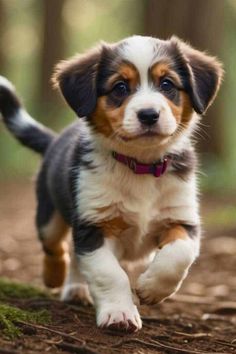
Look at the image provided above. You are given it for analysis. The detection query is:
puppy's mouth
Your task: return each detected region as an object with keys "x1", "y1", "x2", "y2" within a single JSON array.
[{"x1": 118, "y1": 129, "x2": 171, "y2": 142}]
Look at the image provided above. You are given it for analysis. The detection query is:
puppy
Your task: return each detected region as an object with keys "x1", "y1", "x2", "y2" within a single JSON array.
[{"x1": 0, "y1": 35, "x2": 223, "y2": 332}]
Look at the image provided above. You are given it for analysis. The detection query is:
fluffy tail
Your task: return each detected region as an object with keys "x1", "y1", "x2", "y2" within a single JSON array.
[{"x1": 0, "y1": 76, "x2": 56, "y2": 155}]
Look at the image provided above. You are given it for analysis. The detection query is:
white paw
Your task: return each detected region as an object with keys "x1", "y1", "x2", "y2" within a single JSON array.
[
  {"x1": 136, "y1": 272, "x2": 182, "y2": 305},
  {"x1": 61, "y1": 283, "x2": 93, "y2": 305},
  {"x1": 97, "y1": 304, "x2": 142, "y2": 332}
]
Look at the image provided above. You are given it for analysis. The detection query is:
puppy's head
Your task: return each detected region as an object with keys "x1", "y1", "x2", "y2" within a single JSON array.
[{"x1": 53, "y1": 36, "x2": 223, "y2": 147}]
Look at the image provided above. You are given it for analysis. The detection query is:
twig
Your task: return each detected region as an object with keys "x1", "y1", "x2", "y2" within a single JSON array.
[
  {"x1": 28, "y1": 298, "x2": 93, "y2": 313},
  {"x1": 112, "y1": 337, "x2": 227, "y2": 354},
  {"x1": 112, "y1": 338, "x2": 164, "y2": 350},
  {"x1": 214, "y1": 340, "x2": 236, "y2": 349},
  {"x1": 174, "y1": 331, "x2": 236, "y2": 349},
  {"x1": 174, "y1": 331, "x2": 212, "y2": 338},
  {"x1": 44, "y1": 339, "x2": 63, "y2": 345},
  {"x1": 142, "y1": 315, "x2": 163, "y2": 322},
  {"x1": 16, "y1": 320, "x2": 86, "y2": 346},
  {"x1": 56, "y1": 342, "x2": 98, "y2": 354},
  {"x1": 173, "y1": 294, "x2": 236, "y2": 308},
  {"x1": 172, "y1": 294, "x2": 215, "y2": 304},
  {"x1": 0, "y1": 349, "x2": 20, "y2": 354},
  {"x1": 151, "y1": 338, "x2": 227, "y2": 354}
]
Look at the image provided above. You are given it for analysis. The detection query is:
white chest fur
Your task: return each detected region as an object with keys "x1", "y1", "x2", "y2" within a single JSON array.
[{"x1": 76, "y1": 152, "x2": 199, "y2": 238}]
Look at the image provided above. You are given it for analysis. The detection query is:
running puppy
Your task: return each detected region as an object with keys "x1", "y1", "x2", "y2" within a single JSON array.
[{"x1": 0, "y1": 35, "x2": 223, "y2": 332}]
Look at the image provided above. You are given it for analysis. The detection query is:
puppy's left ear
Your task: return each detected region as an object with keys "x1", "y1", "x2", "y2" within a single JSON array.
[
  {"x1": 52, "y1": 45, "x2": 103, "y2": 117},
  {"x1": 171, "y1": 37, "x2": 224, "y2": 114}
]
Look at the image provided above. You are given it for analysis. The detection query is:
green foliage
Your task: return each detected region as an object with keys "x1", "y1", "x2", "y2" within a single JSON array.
[
  {"x1": 200, "y1": 157, "x2": 236, "y2": 194},
  {"x1": 0, "y1": 278, "x2": 49, "y2": 300},
  {"x1": 64, "y1": 0, "x2": 145, "y2": 53},
  {"x1": 0, "y1": 303, "x2": 50, "y2": 338},
  {"x1": 204, "y1": 204, "x2": 236, "y2": 229},
  {"x1": 0, "y1": 129, "x2": 40, "y2": 178},
  {"x1": 0, "y1": 278, "x2": 51, "y2": 338}
]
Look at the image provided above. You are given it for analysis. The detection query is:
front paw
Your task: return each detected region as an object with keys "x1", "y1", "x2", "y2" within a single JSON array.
[
  {"x1": 136, "y1": 273, "x2": 176, "y2": 305},
  {"x1": 97, "y1": 304, "x2": 142, "y2": 332}
]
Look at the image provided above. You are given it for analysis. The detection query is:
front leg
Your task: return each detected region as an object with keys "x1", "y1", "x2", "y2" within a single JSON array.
[
  {"x1": 136, "y1": 224, "x2": 200, "y2": 305},
  {"x1": 73, "y1": 221, "x2": 142, "y2": 332}
]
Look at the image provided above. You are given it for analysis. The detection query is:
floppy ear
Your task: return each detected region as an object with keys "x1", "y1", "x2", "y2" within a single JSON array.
[
  {"x1": 52, "y1": 45, "x2": 103, "y2": 117},
  {"x1": 171, "y1": 37, "x2": 224, "y2": 114}
]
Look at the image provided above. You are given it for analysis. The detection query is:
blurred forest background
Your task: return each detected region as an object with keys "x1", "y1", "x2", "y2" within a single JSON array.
[{"x1": 0, "y1": 0, "x2": 236, "y2": 197}]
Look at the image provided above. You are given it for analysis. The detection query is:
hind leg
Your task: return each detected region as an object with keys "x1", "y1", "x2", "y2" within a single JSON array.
[
  {"x1": 36, "y1": 175, "x2": 92, "y2": 303},
  {"x1": 36, "y1": 177, "x2": 70, "y2": 288},
  {"x1": 38, "y1": 211, "x2": 70, "y2": 288},
  {"x1": 38, "y1": 205, "x2": 92, "y2": 304}
]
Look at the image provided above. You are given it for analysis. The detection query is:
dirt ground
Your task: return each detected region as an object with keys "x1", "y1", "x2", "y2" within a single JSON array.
[{"x1": 0, "y1": 181, "x2": 236, "y2": 354}]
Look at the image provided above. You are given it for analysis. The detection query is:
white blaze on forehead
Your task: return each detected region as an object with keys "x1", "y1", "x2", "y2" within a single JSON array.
[{"x1": 119, "y1": 36, "x2": 162, "y2": 85}]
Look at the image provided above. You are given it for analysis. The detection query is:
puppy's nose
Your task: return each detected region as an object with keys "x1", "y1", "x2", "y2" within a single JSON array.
[{"x1": 137, "y1": 108, "x2": 159, "y2": 126}]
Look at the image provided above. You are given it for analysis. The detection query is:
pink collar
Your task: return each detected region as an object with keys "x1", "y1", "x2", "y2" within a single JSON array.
[{"x1": 112, "y1": 151, "x2": 170, "y2": 177}]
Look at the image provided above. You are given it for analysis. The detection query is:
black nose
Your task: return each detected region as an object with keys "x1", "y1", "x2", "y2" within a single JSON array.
[{"x1": 137, "y1": 108, "x2": 159, "y2": 126}]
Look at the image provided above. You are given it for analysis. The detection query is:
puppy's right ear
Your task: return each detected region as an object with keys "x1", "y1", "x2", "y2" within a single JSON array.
[{"x1": 52, "y1": 46, "x2": 103, "y2": 117}]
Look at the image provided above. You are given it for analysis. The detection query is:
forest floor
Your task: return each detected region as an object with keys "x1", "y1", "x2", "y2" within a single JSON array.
[{"x1": 0, "y1": 181, "x2": 236, "y2": 354}]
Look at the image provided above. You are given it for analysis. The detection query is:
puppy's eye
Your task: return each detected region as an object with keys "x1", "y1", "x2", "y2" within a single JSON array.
[
  {"x1": 160, "y1": 79, "x2": 175, "y2": 92},
  {"x1": 112, "y1": 81, "x2": 129, "y2": 96}
]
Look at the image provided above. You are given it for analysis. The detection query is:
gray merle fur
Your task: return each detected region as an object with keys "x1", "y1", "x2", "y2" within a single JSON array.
[{"x1": 0, "y1": 84, "x2": 55, "y2": 154}]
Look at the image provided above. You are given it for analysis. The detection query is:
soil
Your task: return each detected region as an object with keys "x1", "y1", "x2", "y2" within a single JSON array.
[{"x1": 0, "y1": 181, "x2": 236, "y2": 354}]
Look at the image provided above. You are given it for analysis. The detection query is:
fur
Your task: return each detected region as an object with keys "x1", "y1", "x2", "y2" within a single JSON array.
[{"x1": 0, "y1": 35, "x2": 223, "y2": 333}]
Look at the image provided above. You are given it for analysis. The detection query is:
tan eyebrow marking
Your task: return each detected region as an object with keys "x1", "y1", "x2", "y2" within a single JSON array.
[
  {"x1": 106, "y1": 62, "x2": 140, "y2": 91},
  {"x1": 151, "y1": 62, "x2": 182, "y2": 87}
]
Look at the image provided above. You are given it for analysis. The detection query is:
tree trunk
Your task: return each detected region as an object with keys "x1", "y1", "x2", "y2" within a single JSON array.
[
  {"x1": 145, "y1": 0, "x2": 225, "y2": 158},
  {"x1": 39, "y1": 0, "x2": 65, "y2": 122}
]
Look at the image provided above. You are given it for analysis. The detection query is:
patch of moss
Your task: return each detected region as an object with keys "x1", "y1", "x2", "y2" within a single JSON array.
[
  {"x1": 0, "y1": 303, "x2": 51, "y2": 338},
  {"x1": 0, "y1": 278, "x2": 49, "y2": 300}
]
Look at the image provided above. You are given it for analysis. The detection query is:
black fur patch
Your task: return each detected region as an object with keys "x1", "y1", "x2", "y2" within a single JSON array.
[
  {"x1": 170, "y1": 149, "x2": 197, "y2": 179},
  {"x1": 55, "y1": 49, "x2": 102, "y2": 117},
  {"x1": 15, "y1": 125, "x2": 55, "y2": 155},
  {"x1": 169, "y1": 37, "x2": 222, "y2": 114},
  {"x1": 0, "y1": 85, "x2": 20, "y2": 117},
  {"x1": 186, "y1": 52, "x2": 220, "y2": 113},
  {"x1": 160, "y1": 86, "x2": 180, "y2": 106},
  {"x1": 73, "y1": 219, "x2": 104, "y2": 255},
  {"x1": 106, "y1": 88, "x2": 130, "y2": 108},
  {"x1": 72, "y1": 138, "x2": 96, "y2": 172},
  {"x1": 67, "y1": 127, "x2": 103, "y2": 255},
  {"x1": 36, "y1": 166, "x2": 56, "y2": 240},
  {"x1": 181, "y1": 224, "x2": 199, "y2": 239},
  {"x1": 96, "y1": 46, "x2": 120, "y2": 96},
  {"x1": 55, "y1": 44, "x2": 121, "y2": 118}
]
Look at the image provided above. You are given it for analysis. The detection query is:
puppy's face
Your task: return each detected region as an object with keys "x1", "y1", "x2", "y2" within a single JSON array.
[{"x1": 54, "y1": 36, "x2": 223, "y2": 148}]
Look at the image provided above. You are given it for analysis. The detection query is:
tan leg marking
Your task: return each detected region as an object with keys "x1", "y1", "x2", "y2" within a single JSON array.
[
  {"x1": 40, "y1": 212, "x2": 70, "y2": 288},
  {"x1": 159, "y1": 224, "x2": 188, "y2": 249}
]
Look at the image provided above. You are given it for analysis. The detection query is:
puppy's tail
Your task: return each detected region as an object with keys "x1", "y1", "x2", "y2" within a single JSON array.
[{"x1": 0, "y1": 76, "x2": 56, "y2": 155}]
